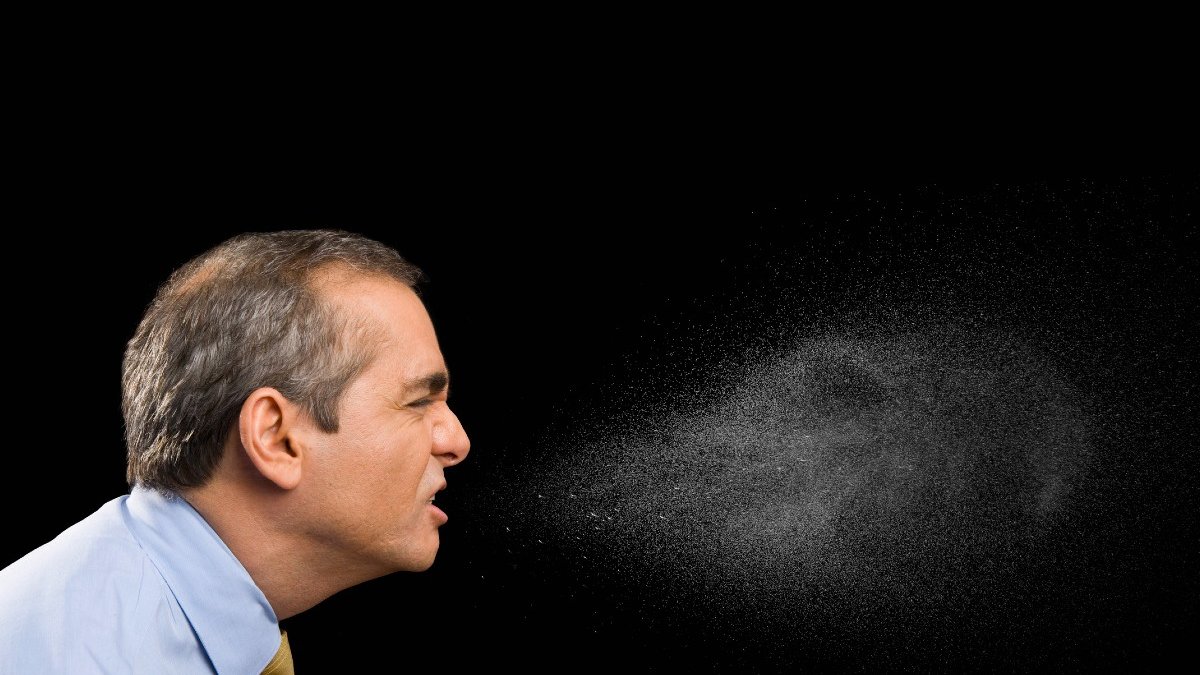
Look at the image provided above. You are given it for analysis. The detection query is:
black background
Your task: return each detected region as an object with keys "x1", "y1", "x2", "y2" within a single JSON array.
[{"x1": 3, "y1": 122, "x2": 1196, "y2": 673}]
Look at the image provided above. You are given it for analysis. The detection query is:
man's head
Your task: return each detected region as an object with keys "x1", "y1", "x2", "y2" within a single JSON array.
[{"x1": 123, "y1": 229, "x2": 470, "y2": 576}]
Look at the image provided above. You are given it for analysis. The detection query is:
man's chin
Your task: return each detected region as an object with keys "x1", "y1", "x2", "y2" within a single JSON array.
[{"x1": 396, "y1": 537, "x2": 440, "y2": 573}]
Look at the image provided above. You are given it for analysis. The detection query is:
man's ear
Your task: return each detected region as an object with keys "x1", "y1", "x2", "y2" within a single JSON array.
[{"x1": 238, "y1": 387, "x2": 308, "y2": 490}]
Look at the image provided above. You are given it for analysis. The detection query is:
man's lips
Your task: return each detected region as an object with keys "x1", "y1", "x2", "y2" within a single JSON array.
[{"x1": 428, "y1": 483, "x2": 449, "y2": 524}]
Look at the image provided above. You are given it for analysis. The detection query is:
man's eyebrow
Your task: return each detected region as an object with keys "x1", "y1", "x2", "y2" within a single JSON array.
[{"x1": 403, "y1": 371, "x2": 449, "y2": 397}]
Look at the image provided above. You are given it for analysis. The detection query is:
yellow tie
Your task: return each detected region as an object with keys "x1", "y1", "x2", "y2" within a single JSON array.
[{"x1": 261, "y1": 629, "x2": 294, "y2": 675}]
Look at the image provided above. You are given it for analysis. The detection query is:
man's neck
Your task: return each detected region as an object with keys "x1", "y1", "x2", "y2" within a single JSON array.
[{"x1": 181, "y1": 478, "x2": 377, "y2": 621}]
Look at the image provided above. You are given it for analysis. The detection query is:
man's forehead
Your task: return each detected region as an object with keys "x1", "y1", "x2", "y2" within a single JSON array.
[
  {"x1": 316, "y1": 271, "x2": 430, "y2": 338},
  {"x1": 311, "y1": 266, "x2": 444, "y2": 375}
]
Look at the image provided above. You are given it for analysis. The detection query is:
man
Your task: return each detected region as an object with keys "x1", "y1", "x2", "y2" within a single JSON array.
[{"x1": 0, "y1": 230, "x2": 471, "y2": 673}]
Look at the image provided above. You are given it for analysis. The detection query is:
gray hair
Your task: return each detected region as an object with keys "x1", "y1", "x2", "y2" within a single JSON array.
[{"x1": 123, "y1": 229, "x2": 426, "y2": 492}]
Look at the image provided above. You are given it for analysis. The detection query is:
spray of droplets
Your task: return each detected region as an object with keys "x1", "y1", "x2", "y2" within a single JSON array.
[
  {"x1": 480, "y1": 305, "x2": 1099, "y2": 666},
  {"x1": 462, "y1": 178, "x2": 1197, "y2": 669}
]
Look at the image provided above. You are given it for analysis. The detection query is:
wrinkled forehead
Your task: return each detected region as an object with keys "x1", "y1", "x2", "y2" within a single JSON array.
[{"x1": 312, "y1": 265, "x2": 442, "y2": 367}]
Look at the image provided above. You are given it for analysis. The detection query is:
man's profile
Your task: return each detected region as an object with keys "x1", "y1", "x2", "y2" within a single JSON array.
[{"x1": 0, "y1": 230, "x2": 471, "y2": 672}]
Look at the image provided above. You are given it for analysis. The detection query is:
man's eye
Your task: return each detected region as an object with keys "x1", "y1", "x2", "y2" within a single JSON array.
[{"x1": 408, "y1": 399, "x2": 434, "y2": 409}]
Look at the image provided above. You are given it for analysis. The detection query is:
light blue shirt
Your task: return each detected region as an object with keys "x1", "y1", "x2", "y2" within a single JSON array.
[{"x1": 0, "y1": 485, "x2": 283, "y2": 673}]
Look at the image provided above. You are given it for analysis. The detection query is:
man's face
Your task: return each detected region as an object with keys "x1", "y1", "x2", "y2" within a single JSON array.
[{"x1": 301, "y1": 273, "x2": 470, "y2": 575}]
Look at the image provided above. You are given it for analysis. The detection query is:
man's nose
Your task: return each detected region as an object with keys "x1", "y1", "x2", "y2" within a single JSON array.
[{"x1": 432, "y1": 405, "x2": 470, "y2": 466}]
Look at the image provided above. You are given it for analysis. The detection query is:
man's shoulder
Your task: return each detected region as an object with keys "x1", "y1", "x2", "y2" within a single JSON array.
[
  {"x1": 1, "y1": 495, "x2": 143, "y2": 590},
  {"x1": 0, "y1": 496, "x2": 205, "y2": 672}
]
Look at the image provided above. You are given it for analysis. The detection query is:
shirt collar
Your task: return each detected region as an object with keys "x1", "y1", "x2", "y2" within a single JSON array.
[{"x1": 124, "y1": 484, "x2": 281, "y2": 674}]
